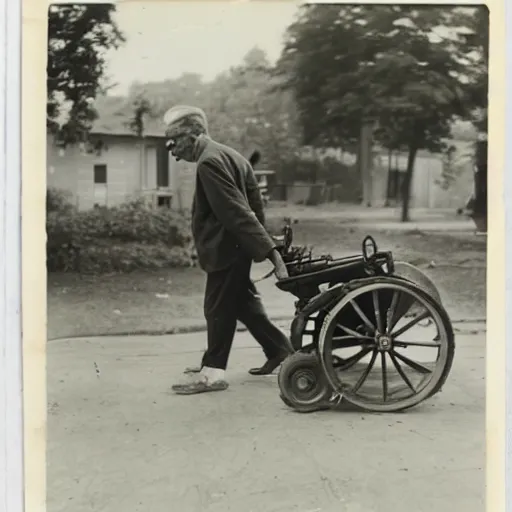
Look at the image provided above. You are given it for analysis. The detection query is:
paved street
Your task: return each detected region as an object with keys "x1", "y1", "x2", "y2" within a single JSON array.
[{"x1": 47, "y1": 328, "x2": 485, "y2": 512}]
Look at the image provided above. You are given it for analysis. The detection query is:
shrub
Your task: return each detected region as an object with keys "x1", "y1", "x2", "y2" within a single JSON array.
[
  {"x1": 105, "y1": 199, "x2": 191, "y2": 247},
  {"x1": 46, "y1": 198, "x2": 194, "y2": 273},
  {"x1": 47, "y1": 187, "x2": 75, "y2": 214}
]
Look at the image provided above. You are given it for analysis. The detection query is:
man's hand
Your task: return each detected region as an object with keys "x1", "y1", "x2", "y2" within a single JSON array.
[{"x1": 268, "y1": 248, "x2": 289, "y2": 280}]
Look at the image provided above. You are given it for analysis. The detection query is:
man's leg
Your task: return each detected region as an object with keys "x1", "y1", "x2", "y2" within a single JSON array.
[
  {"x1": 238, "y1": 279, "x2": 294, "y2": 376},
  {"x1": 200, "y1": 266, "x2": 241, "y2": 370},
  {"x1": 181, "y1": 259, "x2": 293, "y2": 378},
  {"x1": 173, "y1": 261, "x2": 244, "y2": 394}
]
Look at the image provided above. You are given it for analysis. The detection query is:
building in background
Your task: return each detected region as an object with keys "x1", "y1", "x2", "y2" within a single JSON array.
[
  {"x1": 47, "y1": 105, "x2": 476, "y2": 213},
  {"x1": 46, "y1": 117, "x2": 197, "y2": 212}
]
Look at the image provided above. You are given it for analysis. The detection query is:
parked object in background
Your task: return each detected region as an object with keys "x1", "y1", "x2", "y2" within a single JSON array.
[
  {"x1": 254, "y1": 171, "x2": 275, "y2": 206},
  {"x1": 248, "y1": 149, "x2": 274, "y2": 206},
  {"x1": 248, "y1": 150, "x2": 261, "y2": 167}
]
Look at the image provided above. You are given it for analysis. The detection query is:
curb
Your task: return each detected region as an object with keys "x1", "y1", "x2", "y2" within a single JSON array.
[{"x1": 47, "y1": 316, "x2": 486, "y2": 342}]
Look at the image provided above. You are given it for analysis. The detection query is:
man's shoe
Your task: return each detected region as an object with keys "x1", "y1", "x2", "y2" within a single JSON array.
[
  {"x1": 248, "y1": 354, "x2": 289, "y2": 376},
  {"x1": 172, "y1": 379, "x2": 229, "y2": 395}
]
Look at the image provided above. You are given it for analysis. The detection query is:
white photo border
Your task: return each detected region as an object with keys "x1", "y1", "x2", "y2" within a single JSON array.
[
  {"x1": 1, "y1": 0, "x2": 24, "y2": 511},
  {"x1": 0, "y1": 1, "x2": 509, "y2": 512}
]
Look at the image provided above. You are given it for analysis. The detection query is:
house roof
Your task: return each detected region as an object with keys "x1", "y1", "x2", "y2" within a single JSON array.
[
  {"x1": 90, "y1": 116, "x2": 167, "y2": 138},
  {"x1": 89, "y1": 95, "x2": 167, "y2": 138}
]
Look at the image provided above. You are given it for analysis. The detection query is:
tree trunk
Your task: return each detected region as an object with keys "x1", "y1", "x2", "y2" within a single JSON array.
[
  {"x1": 472, "y1": 138, "x2": 487, "y2": 231},
  {"x1": 384, "y1": 149, "x2": 392, "y2": 207},
  {"x1": 359, "y1": 121, "x2": 374, "y2": 206},
  {"x1": 401, "y1": 144, "x2": 418, "y2": 222}
]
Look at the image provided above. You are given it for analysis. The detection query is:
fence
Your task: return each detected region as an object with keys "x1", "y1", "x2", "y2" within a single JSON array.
[{"x1": 271, "y1": 182, "x2": 361, "y2": 206}]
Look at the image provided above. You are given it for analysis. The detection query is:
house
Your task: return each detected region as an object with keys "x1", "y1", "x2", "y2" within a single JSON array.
[
  {"x1": 291, "y1": 135, "x2": 475, "y2": 209},
  {"x1": 47, "y1": 114, "x2": 197, "y2": 211},
  {"x1": 47, "y1": 123, "x2": 274, "y2": 212},
  {"x1": 370, "y1": 139, "x2": 476, "y2": 209},
  {"x1": 47, "y1": 102, "x2": 477, "y2": 212}
]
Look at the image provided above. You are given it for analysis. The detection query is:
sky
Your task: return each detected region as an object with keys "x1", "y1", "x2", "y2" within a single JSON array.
[{"x1": 104, "y1": 1, "x2": 301, "y2": 95}]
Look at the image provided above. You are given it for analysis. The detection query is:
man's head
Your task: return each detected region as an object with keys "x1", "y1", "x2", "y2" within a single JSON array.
[{"x1": 163, "y1": 105, "x2": 209, "y2": 162}]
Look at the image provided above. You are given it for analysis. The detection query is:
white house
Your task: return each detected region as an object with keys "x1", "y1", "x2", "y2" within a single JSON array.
[{"x1": 46, "y1": 115, "x2": 197, "y2": 211}]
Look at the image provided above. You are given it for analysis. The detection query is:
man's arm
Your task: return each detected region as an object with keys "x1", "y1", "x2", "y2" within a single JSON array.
[
  {"x1": 197, "y1": 161, "x2": 275, "y2": 263},
  {"x1": 245, "y1": 165, "x2": 266, "y2": 226}
]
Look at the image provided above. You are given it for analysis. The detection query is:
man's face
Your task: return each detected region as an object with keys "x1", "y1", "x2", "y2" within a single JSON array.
[{"x1": 166, "y1": 132, "x2": 196, "y2": 163}]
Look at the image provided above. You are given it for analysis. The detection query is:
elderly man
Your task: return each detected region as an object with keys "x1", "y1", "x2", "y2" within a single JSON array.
[{"x1": 165, "y1": 105, "x2": 293, "y2": 395}]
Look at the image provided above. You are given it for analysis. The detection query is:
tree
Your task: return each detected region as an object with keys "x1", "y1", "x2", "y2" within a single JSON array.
[
  {"x1": 216, "y1": 47, "x2": 301, "y2": 168},
  {"x1": 279, "y1": 5, "x2": 480, "y2": 220},
  {"x1": 454, "y1": 7, "x2": 489, "y2": 226},
  {"x1": 125, "y1": 48, "x2": 301, "y2": 170},
  {"x1": 127, "y1": 92, "x2": 154, "y2": 138},
  {"x1": 47, "y1": 4, "x2": 125, "y2": 144}
]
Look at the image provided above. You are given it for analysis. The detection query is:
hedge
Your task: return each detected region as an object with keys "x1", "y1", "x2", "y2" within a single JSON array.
[{"x1": 46, "y1": 188, "x2": 194, "y2": 273}]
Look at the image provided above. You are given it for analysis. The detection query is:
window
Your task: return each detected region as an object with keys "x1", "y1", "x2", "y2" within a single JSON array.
[
  {"x1": 157, "y1": 196, "x2": 172, "y2": 208},
  {"x1": 94, "y1": 164, "x2": 107, "y2": 184}
]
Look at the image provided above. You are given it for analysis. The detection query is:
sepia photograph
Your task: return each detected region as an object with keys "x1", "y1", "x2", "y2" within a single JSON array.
[{"x1": 46, "y1": 2, "x2": 489, "y2": 511}]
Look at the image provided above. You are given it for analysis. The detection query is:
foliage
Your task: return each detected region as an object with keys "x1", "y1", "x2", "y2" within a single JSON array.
[
  {"x1": 47, "y1": 4, "x2": 125, "y2": 144},
  {"x1": 279, "y1": 4, "x2": 488, "y2": 220},
  {"x1": 46, "y1": 198, "x2": 193, "y2": 273},
  {"x1": 124, "y1": 47, "x2": 301, "y2": 169},
  {"x1": 46, "y1": 187, "x2": 75, "y2": 214},
  {"x1": 436, "y1": 144, "x2": 474, "y2": 191},
  {"x1": 279, "y1": 155, "x2": 359, "y2": 186},
  {"x1": 454, "y1": 7, "x2": 488, "y2": 219},
  {"x1": 126, "y1": 92, "x2": 155, "y2": 138}
]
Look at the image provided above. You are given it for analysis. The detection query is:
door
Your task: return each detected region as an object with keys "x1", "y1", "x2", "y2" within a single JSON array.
[
  {"x1": 93, "y1": 164, "x2": 108, "y2": 207},
  {"x1": 156, "y1": 145, "x2": 170, "y2": 188},
  {"x1": 144, "y1": 145, "x2": 158, "y2": 189}
]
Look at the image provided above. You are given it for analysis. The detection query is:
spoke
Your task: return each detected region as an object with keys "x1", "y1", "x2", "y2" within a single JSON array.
[
  {"x1": 392, "y1": 310, "x2": 431, "y2": 338},
  {"x1": 392, "y1": 351, "x2": 433, "y2": 375},
  {"x1": 386, "y1": 291, "x2": 400, "y2": 334},
  {"x1": 332, "y1": 336, "x2": 374, "y2": 349},
  {"x1": 372, "y1": 290, "x2": 384, "y2": 334},
  {"x1": 336, "y1": 323, "x2": 374, "y2": 339},
  {"x1": 352, "y1": 350, "x2": 378, "y2": 393},
  {"x1": 333, "y1": 347, "x2": 373, "y2": 369},
  {"x1": 389, "y1": 352, "x2": 416, "y2": 392},
  {"x1": 394, "y1": 340, "x2": 441, "y2": 349},
  {"x1": 349, "y1": 300, "x2": 376, "y2": 333},
  {"x1": 381, "y1": 352, "x2": 388, "y2": 401}
]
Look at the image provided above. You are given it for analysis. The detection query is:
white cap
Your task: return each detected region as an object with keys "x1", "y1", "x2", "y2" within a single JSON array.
[{"x1": 163, "y1": 105, "x2": 208, "y2": 130}]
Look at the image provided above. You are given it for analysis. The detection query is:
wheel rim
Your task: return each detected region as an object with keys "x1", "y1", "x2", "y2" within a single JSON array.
[
  {"x1": 318, "y1": 279, "x2": 453, "y2": 412},
  {"x1": 283, "y1": 364, "x2": 328, "y2": 406}
]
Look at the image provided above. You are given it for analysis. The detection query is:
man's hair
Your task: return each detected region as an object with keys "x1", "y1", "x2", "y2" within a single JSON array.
[{"x1": 165, "y1": 114, "x2": 208, "y2": 139}]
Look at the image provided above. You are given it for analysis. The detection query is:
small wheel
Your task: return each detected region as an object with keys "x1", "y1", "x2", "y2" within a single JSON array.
[
  {"x1": 278, "y1": 353, "x2": 332, "y2": 413},
  {"x1": 318, "y1": 277, "x2": 455, "y2": 413}
]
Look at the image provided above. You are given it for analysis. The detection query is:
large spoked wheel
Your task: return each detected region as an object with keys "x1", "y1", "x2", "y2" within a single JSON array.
[
  {"x1": 318, "y1": 277, "x2": 455, "y2": 413},
  {"x1": 278, "y1": 353, "x2": 333, "y2": 413}
]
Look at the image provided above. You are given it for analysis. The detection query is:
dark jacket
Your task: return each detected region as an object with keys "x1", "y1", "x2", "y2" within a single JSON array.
[{"x1": 191, "y1": 139, "x2": 276, "y2": 273}]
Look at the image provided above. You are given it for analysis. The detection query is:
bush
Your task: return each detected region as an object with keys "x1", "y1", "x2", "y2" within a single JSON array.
[
  {"x1": 47, "y1": 187, "x2": 75, "y2": 214},
  {"x1": 46, "y1": 198, "x2": 194, "y2": 273}
]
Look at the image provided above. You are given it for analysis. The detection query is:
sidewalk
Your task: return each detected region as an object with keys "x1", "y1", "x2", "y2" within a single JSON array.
[
  {"x1": 47, "y1": 330, "x2": 485, "y2": 512},
  {"x1": 267, "y1": 204, "x2": 478, "y2": 233}
]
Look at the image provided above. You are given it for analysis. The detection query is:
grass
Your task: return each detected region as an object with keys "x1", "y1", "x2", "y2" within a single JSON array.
[{"x1": 47, "y1": 206, "x2": 486, "y2": 340}]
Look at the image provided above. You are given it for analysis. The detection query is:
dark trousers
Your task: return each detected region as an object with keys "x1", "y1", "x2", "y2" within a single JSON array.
[{"x1": 201, "y1": 256, "x2": 291, "y2": 370}]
